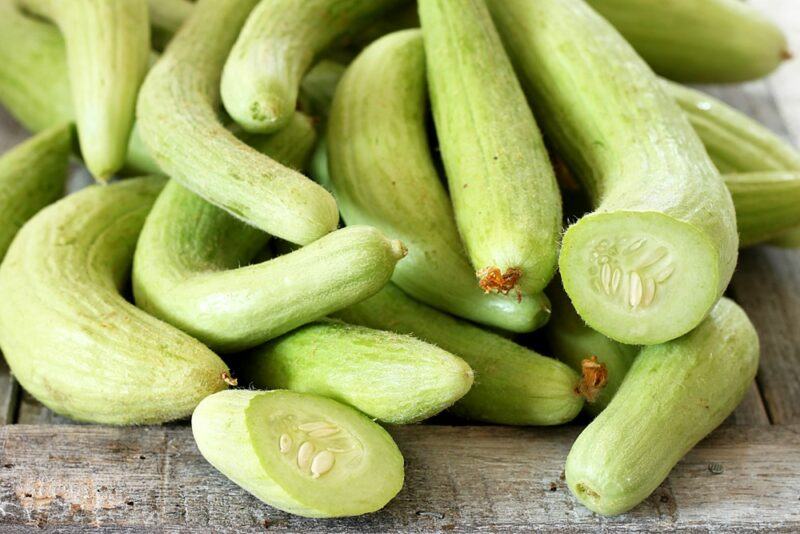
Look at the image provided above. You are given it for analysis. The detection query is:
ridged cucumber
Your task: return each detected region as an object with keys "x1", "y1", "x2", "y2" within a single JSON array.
[
  {"x1": 420, "y1": 0, "x2": 561, "y2": 297},
  {"x1": 0, "y1": 177, "x2": 230, "y2": 424},
  {"x1": 725, "y1": 171, "x2": 800, "y2": 247},
  {"x1": 327, "y1": 30, "x2": 550, "y2": 333},
  {"x1": 238, "y1": 320, "x2": 474, "y2": 424},
  {"x1": 335, "y1": 284, "x2": 584, "y2": 426},
  {"x1": 565, "y1": 297, "x2": 759, "y2": 516},
  {"x1": 488, "y1": 0, "x2": 738, "y2": 345},
  {"x1": 192, "y1": 390, "x2": 404, "y2": 517}
]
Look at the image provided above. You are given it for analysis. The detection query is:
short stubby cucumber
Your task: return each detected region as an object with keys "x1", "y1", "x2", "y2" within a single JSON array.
[
  {"x1": 238, "y1": 320, "x2": 474, "y2": 424},
  {"x1": 586, "y1": 0, "x2": 789, "y2": 83},
  {"x1": 420, "y1": 0, "x2": 561, "y2": 297},
  {"x1": 19, "y1": 0, "x2": 150, "y2": 181},
  {"x1": 137, "y1": 0, "x2": 338, "y2": 245},
  {"x1": 565, "y1": 298, "x2": 759, "y2": 516},
  {"x1": 0, "y1": 124, "x2": 72, "y2": 259},
  {"x1": 192, "y1": 390, "x2": 404, "y2": 518},
  {"x1": 327, "y1": 30, "x2": 550, "y2": 333},
  {"x1": 725, "y1": 172, "x2": 800, "y2": 247},
  {"x1": 0, "y1": 177, "x2": 230, "y2": 424},
  {"x1": 221, "y1": 0, "x2": 406, "y2": 134},
  {"x1": 488, "y1": 0, "x2": 739, "y2": 345},
  {"x1": 335, "y1": 284, "x2": 584, "y2": 426}
]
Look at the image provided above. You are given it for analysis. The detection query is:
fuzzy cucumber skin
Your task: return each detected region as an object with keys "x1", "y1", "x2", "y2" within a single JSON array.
[
  {"x1": 488, "y1": 0, "x2": 738, "y2": 346},
  {"x1": 335, "y1": 284, "x2": 583, "y2": 426},
  {"x1": 19, "y1": 0, "x2": 150, "y2": 181},
  {"x1": 239, "y1": 320, "x2": 474, "y2": 424},
  {"x1": 221, "y1": 0, "x2": 406, "y2": 134},
  {"x1": 137, "y1": 0, "x2": 338, "y2": 245},
  {"x1": 0, "y1": 177, "x2": 230, "y2": 424},
  {"x1": 0, "y1": 124, "x2": 72, "y2": 259},
  {"x1": 192, "y1": 390, "x2": 404, "y2": 518},
  {"x1": 587, "y1": 0, "x2": 788, "y2": 83},
  {"x1": 419, "y1": 0, "x2": 561, "y2": 296},
  {"x1": 565, "y1": 298, "x2": 759, "y2": 516},
  {"x1": 725, "y1": 172, "x2": 800, "y2": 247}
]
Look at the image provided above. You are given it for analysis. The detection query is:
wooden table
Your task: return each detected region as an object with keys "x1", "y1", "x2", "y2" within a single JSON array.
[{"x1": 1, "y1": 2, "x2": 799, "y2": 531}]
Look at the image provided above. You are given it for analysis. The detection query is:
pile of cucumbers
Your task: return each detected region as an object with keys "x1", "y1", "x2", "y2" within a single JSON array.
[{"x1": 0, "y1": 0, "x2": 794, "y2": 519}]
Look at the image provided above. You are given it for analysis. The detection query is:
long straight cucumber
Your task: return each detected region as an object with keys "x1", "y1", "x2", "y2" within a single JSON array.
[
  {"x1": 488, "y1": 0, "x2": 738, "y2": 345},
  {"x1": 420, "y1": 0, "x2": 561, "y2": 297},
  {"x1": 565, "y1": 298, "x2": 759, "y2": 516},
  {"x1": 327, "y1": 30, "x2": 549, "y2": 333}
]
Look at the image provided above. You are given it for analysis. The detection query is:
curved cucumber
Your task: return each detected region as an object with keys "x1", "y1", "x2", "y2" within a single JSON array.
[
  {"x1": 239, "y1": 320, "x2": 474, "y2": 424},
  {"x1": 488, "y1": 0, "x2": 738, "y2": 345},
  {"x1": 0, "y1": 124, "x2": 72, "y2": 259},
  {"x1": 565, "y1": 298, "x2": 759, "y2": 516},
  {"x1": 335, "y1": 284, "x2": 583, "y2": 426},
  {"x1": 0, "y1": 177, "x2": 230, "y2": 424},
  {"x1": 420, "y1": 0, "x2": 561, "y2": 297},
  {"x1": 586, "y1": 0, "x2": 789, "y2": 83},
  {"x1": 327, "y1": 30, "x2": 549, "y2": 333},
  {"x1": 726, "y1": 172, "x2": 800, "y2": 247},
  {"x1": 137, "y1": 0, "x2": 338, "y2": 245},
  {"x1": 19, "y1": 0, "x2": 150, "y2": 181},
  {"x1": 221, "y1": 0, "x2": 405, "y2": 134},
  {"x1": 192, "y1": 390, "x2": 404, "y2": 518}
]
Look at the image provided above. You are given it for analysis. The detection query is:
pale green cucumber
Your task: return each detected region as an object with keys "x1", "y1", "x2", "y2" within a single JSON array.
[
  {"x1": 335, "y1": 284, "x2": 584, "y2": 425},
  {"x1": 221, "y1": 0, "x2": 406, "y2": 134},
  {"x1": 586, "y1": 0, "x2": 789, "y2": 83},
  {"x1": 420, "y1": 0, "x2": 561, "y2": 297},
  {"x1": 298, "y1": 60, "x2": 347, "y2": 120},
  {"x1": 148, "y1": 0, "x2": 193, "y2": 49},
  {"x1": 488, "y1": 0, "x2": 738, "y2": 345},
  {"x1": 327, "y1": 30, "x2": 550, "y2": 333},
  {"x1": 19, "y1": 0, "x2": 150, "y2": 181},
  {"x1": 0, "y1": 177, "x2": 230, "y2": 424},
  {"x1": 239, "y1": 320, "x2": 473, "y2": 424},
  {"x1": 565, "y1": 297, "x2": 759, "y2": 516},
  {"x1": 137, "y1": 0, "x2": 338, "y2": 245},
  {"x1": 771, "y1": 228, "x2": 800, "y2": 248},
  {"x1": 725, "y1": 172, "x2": 800, "y2": 247},
  {"x1": 192, "y1": 389, "x2": 404, "y2": 518}
]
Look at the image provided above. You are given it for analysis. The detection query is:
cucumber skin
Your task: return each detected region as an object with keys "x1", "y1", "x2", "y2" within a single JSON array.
[
  {"x1": 420, "y1": 0, "x2": 561, "y2": 296},
  {"x1": 565, "y1": 298, "x2": 759, "y2": 516},
  {"x1": 327, "y1": 30, "x2": 549, "y2": 333},
  {"x1": 0, "y1": 177, "x2": 230, "y2": 424},
  {"x1": 587, "y1": 0, "x2": 788, "y2": 83},
  {"x1": 239, "y1": 320, "x2": 474, "y2": 424},
  {"x1": 335, "y1": 284, "x2": 583, "y2": 426},
  {"x1": 726, "y1": 172, "x2": 800, "y2": 247}
]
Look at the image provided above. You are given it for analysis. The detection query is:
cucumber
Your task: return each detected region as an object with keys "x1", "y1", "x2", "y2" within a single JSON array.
[
  {"x1": 586, "y1": 0, "x2": 789, "y2": 83},
  {"x1": 137, "y1": 0, "x2": 339, "y2": 245},
  {"x1": 19, "y1": 0, "x2": 150, "y2": 181},
  {"x1": 488, "y1": 0, "x2": 738, "y2": 345},
  {"x1": 238, "y1": 320, "x2": 473, "y2": 424},
  {"x1": 298, "y1": 60, "x2": 347, "y2": 120},
  {"x1": 327, "y1": 30, "x2": 550, "y2": 333},
  {"x1": 565, "y1": 297, "x2": 759, "y2": 516},
  {"x1": 335, "y1": 284, "x2": 584, "y2": 426},
  {"x1": 0, "y1": 124, "x2": 72, "y2": 259},
  {"x1": 192, "y1": 389, "x2": 404, "y2": 518},
  {"x1": 148, "y1": 0, "x2": 192, "y2": 49},
  {"x1": 725, "y1": 171, "x2": 800, "y2": 247},
  {"x1": 419, "y1": 0, "x2": 561, "y2": 297},
  {"x1": 0, "y1": 177, "x2": 230, "y2": 424}
]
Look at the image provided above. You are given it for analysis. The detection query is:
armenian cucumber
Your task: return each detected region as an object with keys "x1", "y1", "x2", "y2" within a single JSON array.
[
  {"x1": 148, "y1": 0, "x2": 193, "y2": 49},
  {"x1": 725, "y1": 171, "x2": 800, "y2": 247},
  {"x1": 327, "y1": 30, "x2": 550, "y2": 333},
  {"x1": 335, "y1": 284, "x2": 584, "y2": 426},
  {"x1": 565, "y1": 298, "x2": 759, "y2": 516},
  {"x1": 19, "y1": 0, "x2": 150, "y2": 181},
  {"x1": 488, "y1": 0, "x2": 738, "y2": 345},
  {"x1": 221, "y1": 0, "x2": 405, "y2": 134},
  {"x1": 137, "y1": 0, "x2": 338, "y2": 245},
  {"x1": 192, "y1": 390, "x2": 404, "y2": 517},
  {"x1": 238, "y1": 320, "x2": 474, "y2": 424},
  {"x1": 298, "y1": 60, "x2": 347, "y2": 120},
  {"x1": 419, "y1": 0, "x2": 561, "y2": 297},
  {"x1": 586, "y1": 0, "x2": 789, "y2": 83},
  {"x1": 0, "y1": 177, "x2": 230, "y2": 424}
]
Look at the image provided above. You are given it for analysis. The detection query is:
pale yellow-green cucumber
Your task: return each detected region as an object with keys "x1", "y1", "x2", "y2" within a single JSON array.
[
  {"x1": 0, "y1": 177, "x2": 230, "y2": 424},
  {"x1": 726, "y1": 172, "x2": 800, "y2": 247},
  {"x1": 420, "y1": 0, "x2": 561, "y2": 298},
  {"x1": 192, "y1": 390, "x2": 404, "y2": 517},
  {"x1": 148, "y1": 0, "x2": 193, "y2": 49},
  {"x1": 565, "y1": 298, "x2": 759, "y2": 516},
  {"x1": 488, "y1": 0, "x2": 738, "y2": 345}
]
